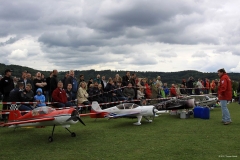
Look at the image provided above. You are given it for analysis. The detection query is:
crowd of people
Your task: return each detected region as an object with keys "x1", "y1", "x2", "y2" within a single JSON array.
[{"x1": 0, "y1": 68, "x2": 237, "y2": 125}]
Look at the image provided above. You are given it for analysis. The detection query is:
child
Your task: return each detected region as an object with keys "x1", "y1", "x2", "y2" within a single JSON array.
[{"x1": 34, "y1": 88, "x2": 46, "y2": 107}]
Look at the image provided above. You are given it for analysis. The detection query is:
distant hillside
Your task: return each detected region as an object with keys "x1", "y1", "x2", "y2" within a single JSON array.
[{"x1": 1, "y1": 63, "x2": 240, "y2": 85}]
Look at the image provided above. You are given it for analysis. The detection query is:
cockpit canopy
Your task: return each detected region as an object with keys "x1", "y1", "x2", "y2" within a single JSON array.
[
  {"x1": 116, "y1": 103, "x2": 139, "y2": 110},
  {"x1": 31, "y1": 107, "x2": 55, "y2": 116}
]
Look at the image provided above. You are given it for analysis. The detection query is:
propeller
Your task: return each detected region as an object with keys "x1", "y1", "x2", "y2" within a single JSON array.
[{"x1": 66, "y1": 110, "x2": 86, "y2": 126}]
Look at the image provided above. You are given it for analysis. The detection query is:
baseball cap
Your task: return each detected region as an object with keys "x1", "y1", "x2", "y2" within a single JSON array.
[{"x1": 4, "y1": 69, "x2": 13, "y2": 74}]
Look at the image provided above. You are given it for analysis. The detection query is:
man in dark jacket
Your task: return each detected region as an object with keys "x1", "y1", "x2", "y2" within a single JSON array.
[
  {"x1": 122, "y1": 71, "x2": 131, "y2": 87},
  {"x1": 18, "y1": 70, "x2": 32, "y2": 89},
  {"x1": 64, "y1": 70, "x2": 78, "y2": 100},
  {"x1": 0, "y1": 69, "x2": 14, "y2": 121},
  {"x1": 187, "y1": 77, "x2": 195, "y2": 95},
  {"x1": 50, "y1": 70, "x2": 58, "y2": 99}
]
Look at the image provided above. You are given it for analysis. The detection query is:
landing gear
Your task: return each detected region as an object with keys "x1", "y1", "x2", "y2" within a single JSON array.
[
  {"x1": 143, "y1": 117, "x2": 152, "y2": 123},
  {"x1": 65, "y1": 127, "x2": 77, "y2": 137},
  {"x1": 48, "y1": 125, "x2": 56, "y2": 142},
  {"x1": 48, "y1": 125, "x2": 77, "y2": 142},
  {"x1": 71, "y1": 132, "x2": 76, "y2": 137},
  {"x1": 48, "y1": 136, "x2": 53, "y2": 142}
]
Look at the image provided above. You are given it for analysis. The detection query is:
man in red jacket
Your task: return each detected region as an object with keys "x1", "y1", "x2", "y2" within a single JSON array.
[
  {"x1": 52, "y1": 81, "x2": 72, "y2": 108},
  {"x1": 217, "y1": 68, "x2": 232, "y2": 125}
]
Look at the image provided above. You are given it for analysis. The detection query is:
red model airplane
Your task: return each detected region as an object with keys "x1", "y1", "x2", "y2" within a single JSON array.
[{"x1": 0, "y1": 107, "x2": 85, "y2": 142}]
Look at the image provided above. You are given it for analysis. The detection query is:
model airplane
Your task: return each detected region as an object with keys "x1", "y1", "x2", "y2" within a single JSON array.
[
  {"x1": 90, "y1": 101, "x2": 166, "y2": 126},
  {"x1": 153, "y1": 98, "x2": 195, "y2": 110},
  {"x1": 189, "y1": 95, "x2": 217, "y2": 107},
  {"x1": 0, "y1": 106, "x2": 85, "y2": 142}
]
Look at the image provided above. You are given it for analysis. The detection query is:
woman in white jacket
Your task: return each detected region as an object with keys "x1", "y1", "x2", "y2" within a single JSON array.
[{"x1": 77, "y1": 82, "x2": 90, "y2": 105}]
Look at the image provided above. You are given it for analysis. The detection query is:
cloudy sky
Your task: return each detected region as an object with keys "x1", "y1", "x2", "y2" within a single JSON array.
[{"x1": 1, "y1": 0, "x2": 240, "y2": 72}]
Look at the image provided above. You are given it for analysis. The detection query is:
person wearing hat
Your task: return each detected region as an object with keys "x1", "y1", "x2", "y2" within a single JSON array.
[{"x1": 0, "y1": 69, "x2": 14, "y2": 121}]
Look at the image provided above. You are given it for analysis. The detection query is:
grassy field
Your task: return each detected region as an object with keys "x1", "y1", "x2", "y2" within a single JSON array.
[{"x1": 0, "y1": 103, "x2": 239, "y2": 160}]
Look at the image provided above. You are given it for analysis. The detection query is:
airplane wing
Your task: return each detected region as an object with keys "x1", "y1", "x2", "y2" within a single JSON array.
[
  {"x1": 106, "y1": 112, "x2": 140, "y2": 119},
  {"x1": 0, "y1": 117, "x2": 55, "y2": 127}
]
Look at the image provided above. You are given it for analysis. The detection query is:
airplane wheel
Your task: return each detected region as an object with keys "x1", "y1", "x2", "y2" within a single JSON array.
[
  {"x1": 71, "y1": 132, "x2": 76, "y2": 137},
  {"x1": 48, "y1": 136, "x2": 53, "y2": 142}
]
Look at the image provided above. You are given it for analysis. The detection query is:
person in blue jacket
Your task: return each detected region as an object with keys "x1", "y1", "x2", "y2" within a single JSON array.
[{"x1": 34, "y1": 88, "x2": 46, "y2": 107}]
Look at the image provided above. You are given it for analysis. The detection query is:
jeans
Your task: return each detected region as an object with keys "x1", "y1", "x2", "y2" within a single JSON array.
[{"x1": 220, "y1": 100, "x2": 231, "y2": 122}]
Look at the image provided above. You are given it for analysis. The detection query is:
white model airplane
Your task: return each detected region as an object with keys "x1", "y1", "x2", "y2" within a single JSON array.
[{"x1": 90, "y1": 101, "x2": 166, "y2": 126}]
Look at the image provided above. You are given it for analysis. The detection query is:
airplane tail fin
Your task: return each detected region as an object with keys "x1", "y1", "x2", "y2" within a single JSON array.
[
  {"x1": 91, "y1": 101, "x2": 102, "y2": 112},
  {"x1": 90, "y1": 101, "x2": 105, "y2": 118},
  {"x1": 8, "y1": 110, "x2": 22, "y2": 121}
]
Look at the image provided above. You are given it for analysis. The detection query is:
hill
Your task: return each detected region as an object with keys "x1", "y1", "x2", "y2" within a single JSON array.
[{"x1": 0, "y1": 63, "x2": 239, "y2": 86}]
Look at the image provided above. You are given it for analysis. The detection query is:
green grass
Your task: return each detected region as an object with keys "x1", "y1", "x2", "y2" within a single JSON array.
[{"x1": 0, "y1": 103, "x2": 240, "y2": 160}]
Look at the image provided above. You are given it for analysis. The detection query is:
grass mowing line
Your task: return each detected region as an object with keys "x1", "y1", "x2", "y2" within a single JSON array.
[{"x1": 0, "y1": 103, "x2": 239, "y2": 160}]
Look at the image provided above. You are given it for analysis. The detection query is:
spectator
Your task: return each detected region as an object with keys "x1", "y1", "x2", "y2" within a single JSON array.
[
  {"x1": 13, "y1": 76, "x2": 18, "y2": 88},
  {"x1": 105, "y1": 79, "x2": 118, "y2": 102},
  {"x1": 77, "y1": 82, "x2": 91, "y2": 105},
  {"x1": 210, "y1": 80, "x2": 216, "y2": 94},
  {"x1": 115, "y1": 81, "x2": 127, "y2": 101},
  {"x1": 0, "y1": 69, "x2": 15, "y2": 120},
  {"x1": 21, "y1": 84, "x2": 34, "y2": 108},
  {"x1": 87, "y1": 78, "x2": 93, "y2": 89},
  {"x1": 33, "y1": 72, "x2": 47, "y2": 94},
  {"x1": 182, "y1": 79, "x2": 187, "y2": 88},
  {"x1": 98, "y1": 84, "x2": 108, "y2": 103},
  {"x1": 45, "y1": 71, "x2": 53, "y2": 102},
  {"x1": 180, "y1": 84, "x2": 187, "y2": 95},
  {"x1": 101, "y1": 76, "x2": 107, "y2": 89},
  {"x1": 123, "y1": 83, "x2": 135, "y2": 101},
  {"x1": 142, "y1": 78, "x2": 152, "y2": 99},
  {"x1": 163, "y1": 83, "x2": 170, "y2": 97},
  {"x1": 18, "y1": 70, "x2": 32, "y2": 89},
  {"x1": 122, "y1": 71, "x2": 131, "y2": 87},
  {"x1": 66, "y1": 83, "x2": 76, "y2": 106},
  {"x1": 62, "y1": 72, "x2": 69, "y2": 86},
  {"x1": 0, "y1": 75, "x2": 2, "y2": 101},
  {"x1": 34, "y1": 88, "x2": 46, "y2": 107},
  {"x1": 114, "y1": 74, "x2": 122, "y2": 85},
  {"x1": 9, "y1": 82, "x2": 32, "y2": 111},
  {"x1": 137, "y1": 87, "x2": 145, "y2": 100},
  {"x1": 78, "y1": 74, "x2": 85, "y2": 87},
  {"x1": 90, "y1": 81, "x2": 104, "y2": 103},
  {"x1": 205, "y1": 78, "x2": 210, "y2": 94},
  {"x1": 94, "y1": 74, "x2": 101, "y2": 84},
  {"x1": 196, "y1": 79, "x2": 203, "y2": 95},
  {"x1": 52, "y1": 81, "x2": 71, "y2": 108},
  {"x1": 50, "y1": 70, "x2": 58, "y2": 98},
  {"x1": 156, "y1": 76, "x2": 163, "y2": 87},
  {"x1": 217, "y1": 68, "x2": 232, "y2": 125},
  {"x1": 187, "y1": 76, "x2": 195, "y2": 95},
  {"x1": 130, "y1": 73, "x2": 137, "y2": 99},
  {"x1": 175, "y1": 84, "x2": 181, "y2": 96},
  {"x1": 65, "y1": 70, "x2": 78, "y2": 100},
  {"x1": 170, "y1": 84, "x2": 177, "y2": 97}
]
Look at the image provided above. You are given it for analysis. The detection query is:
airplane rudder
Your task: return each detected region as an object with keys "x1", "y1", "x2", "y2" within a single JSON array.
[
  {"x1": 91, "y1": 101, "x2": 102, "y2": 111},
  {"x1": 8, "y1": 110, "x2": 22, "y2": 121}
]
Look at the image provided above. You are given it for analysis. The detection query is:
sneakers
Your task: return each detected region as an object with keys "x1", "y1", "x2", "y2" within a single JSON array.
[{"x1": 223, "y1": 121, "x2": 231, "y2": 125}]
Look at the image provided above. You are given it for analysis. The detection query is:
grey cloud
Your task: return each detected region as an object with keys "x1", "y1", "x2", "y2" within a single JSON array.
[
  {"x1": 0, "y1": 36, "x2": 21, "y2": 46},
  {"x1": 0, "y1": 1, "x2": 42, "y2": 21},
  {"x1": 214, "y1": 46, "x2": 240, "y2": 56}
]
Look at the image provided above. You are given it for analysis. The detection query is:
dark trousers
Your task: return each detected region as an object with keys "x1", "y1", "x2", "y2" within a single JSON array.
[{"x1": 2, "y1": 96, "x2": 9, "y2": 120}]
